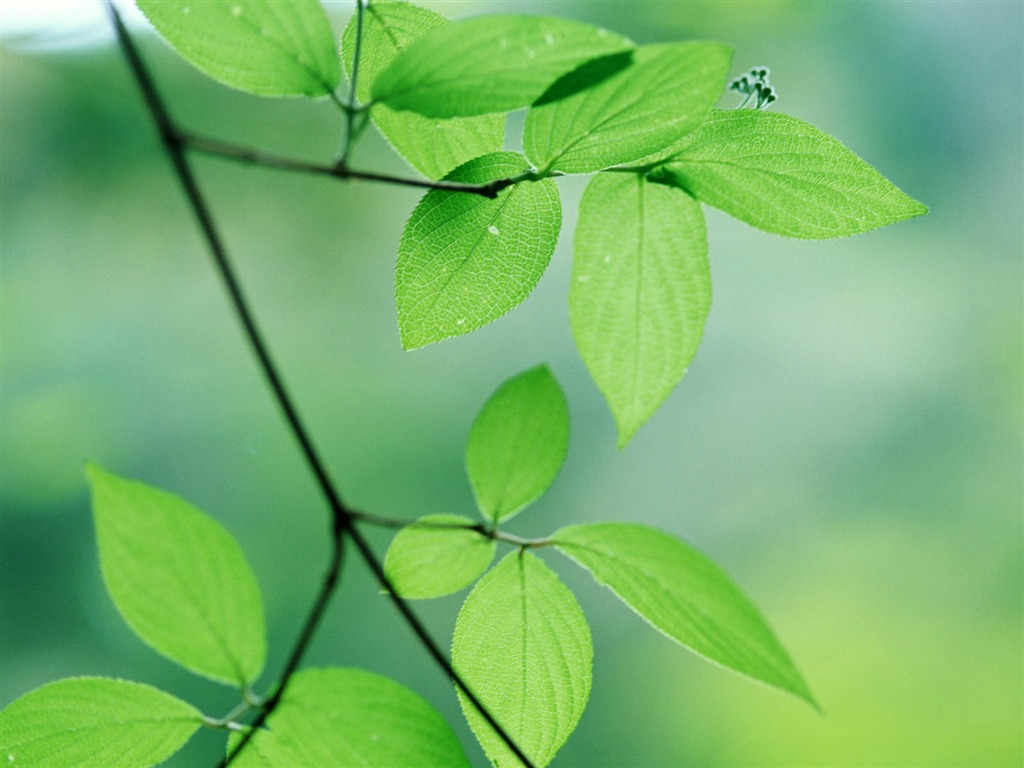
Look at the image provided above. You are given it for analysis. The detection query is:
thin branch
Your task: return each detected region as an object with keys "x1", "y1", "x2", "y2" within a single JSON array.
[
  {"x1": 339, "y1": 0, "x2": 367, "y2": 169},
  {"x1": 105, "y1": 8, "x2": 353, "y2": 767},
  {"x1": 104, "y1": 5, "x2": 350, "y2": 530},
  {"x1": 346, "y1": 522, "x2": 540, "y2": 767},
  {"x1": 183, "y1": 132, "x2": 506, "y2": 198},
  {"x1": 352, "y1": 509, "x2": 553, "y2": 548},
  {"x1": 107, "y1": 5, "x2": 535, "y2": 767},
  {"x1": 495, "y1": 530, "x2": 553, "y2": 549},
  {"x1": 222, "y1": 532, "x2": 346, "y2": 767},
  {"x1": 351, "y1": 510, "x2": 477, "y2": 531}
]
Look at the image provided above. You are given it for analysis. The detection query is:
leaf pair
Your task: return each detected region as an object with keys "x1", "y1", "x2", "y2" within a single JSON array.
[
  {"x1": 384, "y1": 365, "x2": 568, "y2": 599},
  {"x1": 0, "y1": 464, "x2": 261, "y2": 766},
  {"x1": 368, "y1": 19, "x2": 722, "y2": 448},
  {"x1": 383, "y1": 366, "x2": 815, "y2": 767},
  {"x1": 383, "y1": 367, "x2": 585, "y2": 766},
  {"x1": 0, "y1": 466, "x2": 471, "y2": 767},
  {"x1": 0, "y1": 670, "x2": 471, "y2": 768},
  {"x1": 448, "y1": 523, "x2": 818, "y2": 768},
  {"x1": 136, "y1": 0, "x2": 927, "y2": 448},
  {"x1": 391, "y1": 34, "x2": 729, "y2": 359}
]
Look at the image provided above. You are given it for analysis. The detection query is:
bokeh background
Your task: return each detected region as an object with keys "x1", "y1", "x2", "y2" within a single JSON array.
[{"x1": 2, "y1": 1, "x2": 1021, "y2": 765}]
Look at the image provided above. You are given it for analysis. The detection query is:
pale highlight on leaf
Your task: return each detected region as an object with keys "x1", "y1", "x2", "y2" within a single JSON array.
[
  {"x1": 397, "y1": 152, "x2": 561, "y2": 349},
  {"x1": 341, "y1": 2, "x2": 504, "y2": 180},
  {"x1": 571, "y1": 173, "x2": 710, "y2": 448},
  {"x1": 465, "y1": 365, "x2": 569, "y2": 523},
  {"x1": 553, "y1": 523, "x2": 817, "y2": 707},
  {"x1": 136, "y1": 0, "x2": 340, "y2": 97},
  {"x1": 0, "y1": 677, "x2": 202, "y2": 768},
  {"x1": 231, "y1": 668, "x2": 471, "y2": 767},
  {"x1": 372, "y1": 14, "x2": 632, "y2": 117},
  {"x1": 452, "y1": 552, "x2": 592, "y2": 767},
  {"x1": 86, "y1": 463, "x2": 266, "y2": 687},
  {"x1": 655, "y1": 109, "x2": 928, "y2": 238},
  {"x1": 384, "y1": 514, "x2": 496, "y2": 599},
  {"x1": 525, "y1": 42, "x2": 732, "y2": 174}
]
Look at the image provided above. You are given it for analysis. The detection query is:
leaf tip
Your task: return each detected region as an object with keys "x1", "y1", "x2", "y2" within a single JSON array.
[
  {"x1": 84, "y1": 460, "x2": 116, "y2": 493},
  {"x1": 613, "y1": 412, "x2": 644, "y2": 450},
  {"x1": 790, "y1": 676, "x2": 823, "y2": 713},
  {"x1": 397, "y1": 324, "x2": 430, "y2": 351},
  {"x1": 84, "y1": 459, "x2": 102, "y2": 482}
]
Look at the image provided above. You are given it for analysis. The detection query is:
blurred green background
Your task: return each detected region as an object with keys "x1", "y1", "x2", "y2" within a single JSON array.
[{"x1": 2, "y1": 1, "x2": 1021, "y2": 766}]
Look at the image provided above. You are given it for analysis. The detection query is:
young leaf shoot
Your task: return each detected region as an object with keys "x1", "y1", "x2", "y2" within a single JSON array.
[{"x1": 465, "y1": 365, "x2": 570, "y2": 524}]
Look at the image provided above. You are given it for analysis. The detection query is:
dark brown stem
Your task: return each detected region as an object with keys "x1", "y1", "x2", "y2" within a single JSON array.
[
  {"x1": 183, "y1": 132, "x2": 505, "y2": 198},
  {"x1": 221, "y1": 531, "x2": 346, "y2": 767}
]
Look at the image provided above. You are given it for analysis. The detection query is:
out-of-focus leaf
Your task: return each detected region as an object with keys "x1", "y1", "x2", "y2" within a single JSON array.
[
  {"x1": 87, "y1": 463, "x2": 266, "y2": 687},
  {"x1": 0, "y1": 677, "x2": 201, "y2": 768}
]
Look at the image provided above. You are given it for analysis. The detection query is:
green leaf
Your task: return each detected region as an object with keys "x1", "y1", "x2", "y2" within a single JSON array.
[
  {"x1": 371, "y1": 15, "x2": 632, "y2": 117},
  {"x1": 341, "y1": 2, "x2": 504, "y2": 180},
  {"x1": 552, "y1": 522, "x2": 817, "y2": 707},
  {"x1": 231, "y1": 668, "x2": 470, "y2": 768},
  {"x1": 452, "y1": 551, "x2": 592, "y2": 768},
  {"x1": 0, "y1": 677, "x2": 202, "y2": 768},
  {"x1": 465, "y1": 365, "x2": 569, "y2": 523},
  {"x1": 136, "y1": 0, "x2": 340, "y2": 97},
  {"x1": 383, "y1": 514, "x2": 496, "y2": 599},
  {"x1": 524, "y1": 42, "x2": 732, "y2": 174},
  {"x1": 86, "y1": 463, "x2": 266, "y2": 687},
  {"x1": 397, "y1": 152, "x2": 561, "y2": 349},
  {"x1": 653, "y1": 109, "x2": 928, "y2": 238},
  {"x1": 570, "y1": 172, "x2": 710, "y2": 448}
]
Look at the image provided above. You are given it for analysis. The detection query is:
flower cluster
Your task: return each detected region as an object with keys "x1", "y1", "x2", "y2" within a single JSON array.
[{"x1": 729, "y1": 66, "x2": 777, "y2": 109}]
